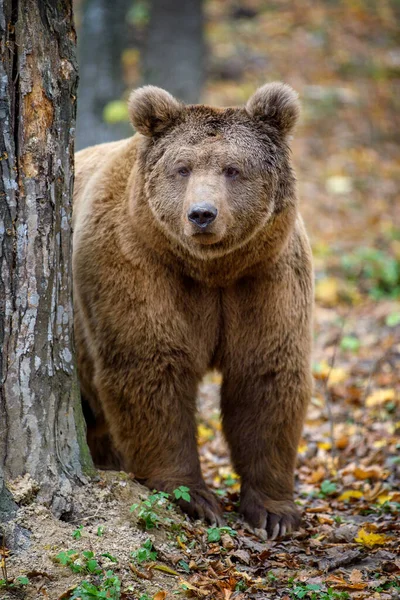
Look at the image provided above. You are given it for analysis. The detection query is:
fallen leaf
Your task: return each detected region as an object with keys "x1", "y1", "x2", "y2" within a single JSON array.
[
  {"x1": 150, "y1": 564, "x2": 179, "y2": 576},
  {"x1": 349, "y1": 569, "x2": 363, "y2": 583},
  {"x1": 309, "y1": 465, "x2": 326, "y2": 483},
  {"x1": 338, "y1": 490, "x2": 363, "y2": 501},
  {"x1": 354, "y1": 465, "x2": 385, "y2": 480},
  {"x1": 154, "y1": 592, "x2": 167, "y2": 600},
  {"x1": 366, "y1": 388, "x2": 396, "y2": 407},
  {"x1": 315, "y1": 278, "x2": 340, "y2": 306},
  {"x1": 355, "y1": 528, "x2": 387, "y2": 547}
]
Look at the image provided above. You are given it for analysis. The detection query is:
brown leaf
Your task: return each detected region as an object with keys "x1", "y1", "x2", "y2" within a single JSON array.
[
  {"x1": 231, "y1": 549, "x2": 250, "y2": 564},
  {"x1": 153, "y1": 592, "x2": 167, "y2": 600},
  {"x1": 354, "y1": 465, "x2": 385, "y2": 480},
  {"x1": 129, "y1": 563, "x2": 153, "y2": 580},
  {"x1": 349, "y1": 569, "x2": 363, "y2": 583}
]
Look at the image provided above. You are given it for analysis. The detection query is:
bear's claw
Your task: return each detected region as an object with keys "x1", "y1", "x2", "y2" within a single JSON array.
[
  {"x1": 177, "y1": 486, "x2": 224, "y2": 525},
  {"x1": 240, "y1": 488, "x2": 301, "y2": 540}
]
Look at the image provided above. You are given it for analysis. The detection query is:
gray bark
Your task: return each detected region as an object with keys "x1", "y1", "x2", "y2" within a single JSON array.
[
  {"x1": 75, "y1": 0, "x2": 133, "y2": 150},
  {"x1": 143, "y1": 0, "x2": 205, "y2": 103},
  {"x1": 0, "y1": 0, "x2": 93, "y2": 522}
]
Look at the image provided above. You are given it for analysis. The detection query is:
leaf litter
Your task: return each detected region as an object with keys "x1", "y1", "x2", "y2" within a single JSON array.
[{"x1": 2, "y1": 0, "x2": 400, "y2": 598}]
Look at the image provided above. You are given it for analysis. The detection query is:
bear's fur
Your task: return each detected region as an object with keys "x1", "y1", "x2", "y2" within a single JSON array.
[{"x1": 73, "y1": 83, "x2": 313, "y2": 539}]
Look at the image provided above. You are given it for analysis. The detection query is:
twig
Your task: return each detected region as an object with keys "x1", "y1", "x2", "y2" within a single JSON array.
[
  {"x1": 321, "y1": 312, "x2": 348, "y2": 464},
  {"x1": 67, "y1": 505, "x2": 102, "y2": 525}
]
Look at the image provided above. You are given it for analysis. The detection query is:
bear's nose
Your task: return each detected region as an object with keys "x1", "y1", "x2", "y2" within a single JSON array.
[{"x1": 187, "y1": 203, "x2": 218, "y2": 229}]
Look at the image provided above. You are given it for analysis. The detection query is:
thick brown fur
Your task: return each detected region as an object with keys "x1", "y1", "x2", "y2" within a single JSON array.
[{"x1": 73, "y1": 83, "x2": 314, "y2": 538}]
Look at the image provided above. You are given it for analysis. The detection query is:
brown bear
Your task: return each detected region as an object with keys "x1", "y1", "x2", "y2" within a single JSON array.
[{"x1": 73, "y1": 83, "x2": 313, "y2": 540}]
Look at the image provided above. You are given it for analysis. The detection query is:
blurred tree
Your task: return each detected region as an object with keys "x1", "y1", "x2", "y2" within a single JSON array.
[
  {"x1": 75, "y1": 0, "x2": 133, "y2": 149},
  {"x1": 143, "y1": 0, "x2": 205, "y2": 103},
  {"x1": 0, "y1": 0, "x2": 92, "y2": 527}
]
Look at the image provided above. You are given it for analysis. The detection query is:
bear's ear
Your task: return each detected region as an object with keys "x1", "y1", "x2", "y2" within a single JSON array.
[
  {"x1": 245, "y1": 82, "x2": 300, "y2": 136},
  {"x1": 128, "y1": 85, "x2": 183, "y2": 137}
]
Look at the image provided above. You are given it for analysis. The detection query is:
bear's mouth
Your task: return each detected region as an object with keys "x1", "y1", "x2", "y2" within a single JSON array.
[{"x1": 191, "y1": 232, "x2": 221, "y2": 245}]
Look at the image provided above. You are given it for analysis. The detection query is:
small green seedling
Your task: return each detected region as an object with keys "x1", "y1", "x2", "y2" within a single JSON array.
[
  {"x1": 173, "y1": 486, "x2": 191, "y2": 502},
  {"x1": 70, "y1": 570, "x2": 121, "y2": 600},
  {"x1": 318, "y1": 480, "x2": 337, "y2": 498},
  {"x1": 131, "y1": 538, "x2": 157, "y2": 563},
  {"x1": 130, "y1": 490, "x2": 170, "y2": 529},
  {"x1": 72, "y1": 525, "x2": 84, "y2": 540},
  {"x1": 207, "y1": 526, "x2": 237, "y2": 543},
  {"x1": 55, "y1": 549, "x2": 102, "y2": 575}
]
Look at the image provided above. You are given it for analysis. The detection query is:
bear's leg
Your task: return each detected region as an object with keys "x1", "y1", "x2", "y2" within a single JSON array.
[
  {"x1": 220, "y1": 275, "x2": 313, "y2": 539},
  {"x1": 95, "y1": 362, "x2": 222, "y2": 524},
  {"x1": 221, "y1": 367, "x2": 311, "y2": 538}
]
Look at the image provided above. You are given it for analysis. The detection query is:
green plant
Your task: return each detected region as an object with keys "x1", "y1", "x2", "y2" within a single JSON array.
[
  {"x1": 290, "y1": 582, "x2": 350, "y2": 599},
  {"x1": 131, "y1": 539, "x2": 157, "y2": 563},
  {"x1": 55, "y1": 550, "x2": 102, "y2": 575},
  {"x1": 235, "y1": 579, "x2": 248, "y2": 591},
  {"x1": 173, "y1": 486, "x2": 191, "y2": 502},
  {"x1": 70, "y1": 571, "x2": 121, "y2": 600},
  {"x1": 130, "y1": 491, "x2": 170, "y2": 529},
  {"x1": 340, "y1": 335, "x2": 360, "y2": 352},
  {"x1": 72, "y1": 525, "x2": 84, "y2": 540},
  {"x1": 318, "y1": 480, "x2": 337, "y2": 498},
  {"x1": 0, "y1": 576, "x2": 29, "y2": 588},
  {"x1": 207, "y1": 526, "x2": 237, "y2": 543},
  {"x1": 178, "y1": 559, "x2": 191, "y2": 573},
  {"x1": 374, "y1": 576, "x2": 400, "y2": 592},
  {"x1": 101, "y1": 552, "x2": 118, "y2": 563},
  {"x1": 97, "y1": 526, "x2": 105, "y2": 537},
  {"x1": 341, "y1": 247, "x2": 400, "y2": 299}
]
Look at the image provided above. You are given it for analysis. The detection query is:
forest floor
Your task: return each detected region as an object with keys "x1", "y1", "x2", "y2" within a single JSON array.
[{"x1": 2, "y1": 0, "x2": 400, "y2": 599}]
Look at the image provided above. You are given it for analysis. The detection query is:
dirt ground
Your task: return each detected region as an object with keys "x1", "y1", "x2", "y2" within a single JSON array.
[{"x1": 2, "y1": 0, "x2": 400, "y2": 599}]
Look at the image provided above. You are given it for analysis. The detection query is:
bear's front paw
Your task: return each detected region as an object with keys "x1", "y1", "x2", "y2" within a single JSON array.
[
  {"x1": 240, "y1": 487, "x2": 301, "y2": 540},
  {"x1": 144, "y1": 477, "x2": 223, "y2": 525},
  {"x1": 177, "y1": 486, "x2": 224, "y2": 526}
]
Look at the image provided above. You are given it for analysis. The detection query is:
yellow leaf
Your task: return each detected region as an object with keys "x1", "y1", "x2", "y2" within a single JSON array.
[
  {"x1": 318, "y1": 441, "x2": 332, "y2": 450},
  {"x1": 338, "y1": 490, "x2": 363, "y2": 502},
  {"x1": 197, "y1": 424, "x2": 214, "y2": 444},
  {"x1": 373, "y1": 439, "x2": 388, "y2": 448},
  {"x1": 354, "y1": 465, "x2": 384, "y2": 480},
  {"x1": 355, "y1": 528, "x2": 387, "y2": 547},
  {"x1": 377, "y1": 492, "x2": 393, "y2": 504},
  {"x1": 315, "y1": 277, "x2": 339, "y2": 306},
  {"x1": 153, "y1": 593, "x2": 167, "y2": 600},
  {"x1": 298, "y1": 443, "x2": 308, "y2": 453},
  {"x1": 366, "y1": 388, "x2": 396, "y2": 407},
  {"x1": 150, "y1": 564, "x2": 179, "y2": 576},
  {"x1": 313, "y1": 360, "x2": 347, "y2": 385}
]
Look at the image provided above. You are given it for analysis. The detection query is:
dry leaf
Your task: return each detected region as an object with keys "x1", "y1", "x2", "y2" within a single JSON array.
[
  {"x1": 153, "y1": 592, "x2": 167, "y2": 600},
  {"x1": 365, "y1": 388, "x2": 396, "y2": 407},
  {"x1": 354, "y1": 465, "x2": 384, "y2": 480},
  {"x1": 355, "y1": 528, "x2": 387, "y2": 547},
  {"x1": 338, "y1": 490, "x2": 363, "y2": 501},
  {"x1": 349, "y1": 569, "x2": 363, "y2": 583},
  {"x1": 315, "y1": 277, "x2": 340, "y2": 306},
  {"x1": 309, "y1": 465, "x2": 326, "y2": 483}
]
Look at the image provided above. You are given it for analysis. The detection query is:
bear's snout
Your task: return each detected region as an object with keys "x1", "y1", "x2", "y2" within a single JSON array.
[{"x1": 187, "y1": 203, "x2": 218, "y2": 230}]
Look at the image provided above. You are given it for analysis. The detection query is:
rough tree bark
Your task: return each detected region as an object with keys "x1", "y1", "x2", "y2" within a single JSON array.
[
  {"x1": 0, "y1": 0, "x2": 93, "y2": 523},
  {"x1": 143, "y1": 0, "x2": 205, "y2": 104}
]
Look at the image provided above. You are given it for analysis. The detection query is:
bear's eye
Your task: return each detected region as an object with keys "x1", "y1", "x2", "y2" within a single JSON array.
[
  {"x1": 224, "y1": 167, "x2": 240, "y2": 179},
  {"x1": 178, "y1": 167, "x2": 191, "y2": 177}
]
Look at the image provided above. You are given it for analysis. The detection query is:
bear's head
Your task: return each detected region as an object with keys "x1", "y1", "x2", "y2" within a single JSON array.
[{"x1": 128, "y1": 83, "x2": 299, "y2": 259}]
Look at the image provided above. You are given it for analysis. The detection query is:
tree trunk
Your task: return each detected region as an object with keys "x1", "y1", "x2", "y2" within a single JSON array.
[
  {"x1": 75, "y1": 0, "x2": 133, "y2": 150},
  {"x1": 0, "y1": 0, "x2": 93, "y2": 522},
  {"x1": 143, "y1": 0, "x2": 205, "y2": 104}
]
